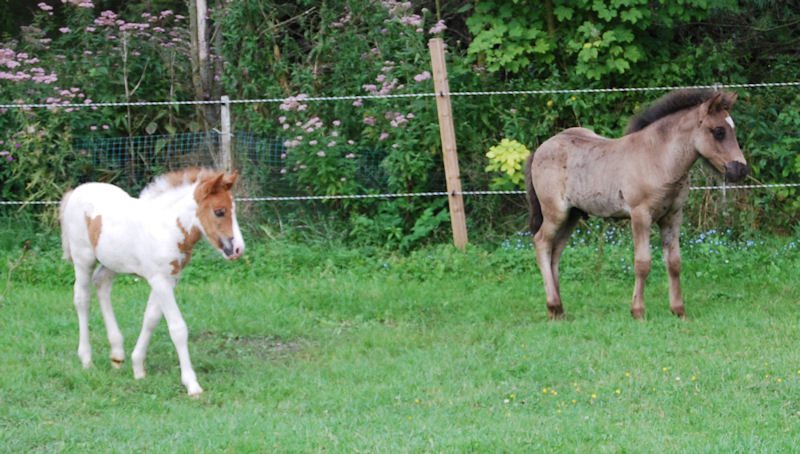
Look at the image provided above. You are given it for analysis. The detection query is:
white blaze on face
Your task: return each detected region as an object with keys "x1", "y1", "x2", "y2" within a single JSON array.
[{"x1": 725, "y1": 116, "x2": 735, "y2": 129}]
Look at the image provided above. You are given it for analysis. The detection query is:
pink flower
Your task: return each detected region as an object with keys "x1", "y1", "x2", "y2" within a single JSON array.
[
  {"x1": 379, "y1": 132, "x2": 389, "y2": 141},
  {"x1": 317, "y1": 151, "x2": 326, "y2": 157},
  {"x1": 59, "y1": 27, "x2": 71, "y2": 33},
  {"x1": 327, "y1": 141, "x2": 336, "y2": 147},
  {"x1": 102, "y1": 124, "x2": 109, "y2": 130},
  {"x1": 414, "y1": 71, "x2": 431, "y2": 82},
  {"x1": 429, "y1": 20, "x2": 447, "y2": 34},
  {"x1": 363, "y1": 117, "x2": 376, "y2": 126},
  {"x1": 345, "y1": 153, "x2": 355, "y2": 159},
  {"x1": 309, "y1": 140, "x2": 318, "y2": 145},
  {"x1": 38, "y1": 2, "x2": 53, "y2": 11},
  {"x1": 332, "y1": 120, "x2": 341, "y2": 126},
  {"x1": 94, "y1": 10, "x2": 118, "y2": 27},
  {"x1": 90, "y1": 125, "x2": 98, "y2": 131},
  {"x1": 353, "y1": 98, "x2": 363, "y2": 107}
]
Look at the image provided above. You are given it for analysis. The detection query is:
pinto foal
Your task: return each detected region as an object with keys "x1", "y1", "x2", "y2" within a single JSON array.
[{"x1": 60, "y1": 168, "x2": 245, "y2": 396}]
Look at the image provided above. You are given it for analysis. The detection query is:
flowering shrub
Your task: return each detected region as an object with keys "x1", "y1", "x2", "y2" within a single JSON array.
[
  {"x1": 217, "y1": 0, "x2": 450, "y2": 244},
  {"x1": 0, "y1": 109, "x2": 88, "y2": 205},
  {"x1": 278, "y1": 95, "x2": 359, "y2": 196},
  {"x1": 0, "y1": 1, "x2": 194, "y2": 205}
]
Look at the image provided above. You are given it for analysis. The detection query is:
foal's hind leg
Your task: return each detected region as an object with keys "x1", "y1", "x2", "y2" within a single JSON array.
[
  {"x1": 551, "y1": 210, "x2": 582, "y2": 296},
  {"x1": 534, "y1": 216, "x2": 569, "y2": 319},
  {"x1": 92, "y1": 265, "x2": 125, "y2": 368},
  {"x1": 72, "y1": 260, "x2": 95, "y2": 368}
]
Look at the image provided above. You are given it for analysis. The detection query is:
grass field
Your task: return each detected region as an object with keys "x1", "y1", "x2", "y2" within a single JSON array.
[{"x1": 1, "y1": 221, "x2": 799, "y2": 452}]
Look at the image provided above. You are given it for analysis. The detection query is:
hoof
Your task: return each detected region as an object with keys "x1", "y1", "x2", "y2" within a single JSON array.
[
  {"x1": 187, "y1": 384, "x2": 203, "y2": 398},
  {"x1": 133, "y1": 369, "x2": 146, "y2": 380},
  {"x1": 547, "y1": 305, "x2": 565, "y2": 320},
  {"x1": 631, "y1": 308, "x2": 645, "y2": 320},
  {"x1": 111, "y1": 358, "x2": 124, "y2": 369},
  {"x1": 671, "y1": 306, "x2": 686, "y2": 318}
]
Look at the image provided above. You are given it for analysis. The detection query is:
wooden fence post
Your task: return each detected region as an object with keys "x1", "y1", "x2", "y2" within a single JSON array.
[
  {"x1": 219, "y1": 95, "x2": 232, "y2": 173},
  {"x1": 429, "y1": 38, "x2": 468, "y2": 249}
]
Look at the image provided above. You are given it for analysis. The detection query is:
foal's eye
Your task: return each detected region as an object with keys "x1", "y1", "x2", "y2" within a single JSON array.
[
  {"x1": 712, "y1": 127, "x2": 725, "y2": 141},
  {"x1": 214, "y1": 208, "x2": 226, "y2": 218}
]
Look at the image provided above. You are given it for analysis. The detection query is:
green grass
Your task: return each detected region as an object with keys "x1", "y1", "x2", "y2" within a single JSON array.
[{"x1": 1, "y1": 223, "x2": 799, "y2": 452}]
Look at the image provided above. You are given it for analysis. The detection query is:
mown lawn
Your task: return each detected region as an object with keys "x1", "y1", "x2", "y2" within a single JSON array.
[{"x1": 1, "y1": 224, "x2": 799, "y2": 452}]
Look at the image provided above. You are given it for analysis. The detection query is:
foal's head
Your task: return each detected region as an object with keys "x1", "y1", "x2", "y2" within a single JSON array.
[
  {"x1": 692, "y1": 91, "x2": 749, "y2": 182},
  {"x1": 194, "y1": 171, "x2": 245, "y2": 260}
]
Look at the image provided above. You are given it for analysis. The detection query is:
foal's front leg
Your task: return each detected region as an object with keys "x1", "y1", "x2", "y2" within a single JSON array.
[
  {"x1": 659, "y1": 212, "x2": 685, "y2": 317},
  {"x1": 144, "y1": 277, "x2": 203, "y2": 397},
  {"x1": 130, "y1": 292, "x2": 163, "y2": 380},
  {"x1": 630, "y1": 208, "x2": 653, "y2": 319}
]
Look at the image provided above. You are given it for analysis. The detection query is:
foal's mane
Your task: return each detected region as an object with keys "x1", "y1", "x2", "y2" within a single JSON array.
[
  {"x1": 139, "y1": 167, "x2": 217, "y2": 199},
  {"x1": 625, "y1": 89, "x2": 733, "y2": 135}
]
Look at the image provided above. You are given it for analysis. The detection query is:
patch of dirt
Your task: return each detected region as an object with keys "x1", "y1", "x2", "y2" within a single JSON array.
[{"x1": 195, "y1": 330, "x2": 305, "y2": 360}]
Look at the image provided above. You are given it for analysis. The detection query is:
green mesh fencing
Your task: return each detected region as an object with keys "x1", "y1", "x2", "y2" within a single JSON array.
[
  {"x1": 74, "y1": 132, "x2": 220, "y2": 194},
  {"x1": 72, "y1": 131, "x2": 389, "y2": 198}
]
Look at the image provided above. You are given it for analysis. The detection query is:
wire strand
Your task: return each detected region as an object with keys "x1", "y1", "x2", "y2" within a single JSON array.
[
  {"x1": 2, "y1": 81, "x2": 800, "y2": 109},
  {"x1": 3, "y1": 183, "x2": 798, "y2": 206}
]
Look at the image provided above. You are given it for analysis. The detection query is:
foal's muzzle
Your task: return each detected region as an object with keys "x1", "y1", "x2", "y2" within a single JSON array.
[
  {"x1": 220, "y1": 237, "x2": 244, "y2": 260},
  {"x1": 725, "y1": 161, "x2": 749, "y2": 183}
]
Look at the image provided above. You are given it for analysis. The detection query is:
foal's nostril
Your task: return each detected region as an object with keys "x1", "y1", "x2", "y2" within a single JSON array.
[
  {"x1": 725, "y1": 161, "x2": 748, "y2": 183},
  {"x1": 221, "y1": 237, "x2": 234, "y2": 257}
]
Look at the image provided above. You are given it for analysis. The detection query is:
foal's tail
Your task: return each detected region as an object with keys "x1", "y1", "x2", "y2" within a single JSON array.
[
  {"x1": 524, "y1": 153, "x2": 543, "y2": 236},
  {"x1": 59, "y1": 189, "x2": 74, "y2": 262}
]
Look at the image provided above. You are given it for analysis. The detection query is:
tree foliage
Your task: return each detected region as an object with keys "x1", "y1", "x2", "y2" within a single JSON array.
[{"x1": 1, "y1": 0, "x2": 798, "y2": 240}]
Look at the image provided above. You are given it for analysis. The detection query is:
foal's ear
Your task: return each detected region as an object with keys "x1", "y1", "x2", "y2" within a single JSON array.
[
  {"x1": 726, "y1": 91, "x2": 738, "y2": 108},
  {"x1": 707, "y1": 93, "x2": 724, "y2": 114},
  {"x1": 707, "y1": 91, "x2": 737, "y2": 114},
  {"x1": 196, "y1": 172, "x2": 226, "y2": 198},
  {"x1": 221, "y1": 170, "x2": 238, "y2": 191}
]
